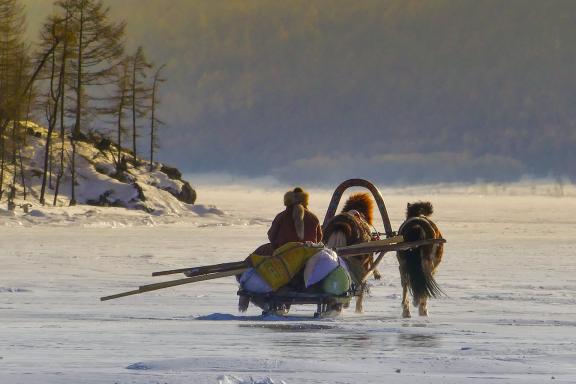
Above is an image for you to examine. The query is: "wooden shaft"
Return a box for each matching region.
[361,251,386,283]
[336,235,403,251]
[100,289,142,301]
[100,267,248,302]
[338,238,445,258]
[152,260,248,277]
[151,235,416,278]
[140,268,248,291]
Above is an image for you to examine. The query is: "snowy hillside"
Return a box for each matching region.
[1,121,204,222]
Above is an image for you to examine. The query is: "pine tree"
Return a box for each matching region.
[0,0,26,123]
[0,0,28,200]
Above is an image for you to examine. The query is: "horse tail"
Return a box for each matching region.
[400,222,444,306]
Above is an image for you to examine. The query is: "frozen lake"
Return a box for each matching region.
[1,183,576,383]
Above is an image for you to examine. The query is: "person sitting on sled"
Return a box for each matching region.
[252,187,322,256]
[268,187,322,249]
[239,187,323,312]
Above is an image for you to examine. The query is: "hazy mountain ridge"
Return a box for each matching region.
[25,1,576,182]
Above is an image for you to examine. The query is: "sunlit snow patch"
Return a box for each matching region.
[217,375,286,384]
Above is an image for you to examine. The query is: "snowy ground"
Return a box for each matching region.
[1,181,576,383]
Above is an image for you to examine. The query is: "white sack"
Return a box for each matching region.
[239,268,273,293]
[303,248,343,287]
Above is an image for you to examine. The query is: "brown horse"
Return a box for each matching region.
[397,202,444,318]
[323,193,379,312]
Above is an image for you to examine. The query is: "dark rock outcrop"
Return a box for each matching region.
[86,190,123,207]
[95,138,112,151]
[133,183,146,202]
[160,165,182,180]
[157,163,197,204]
[178,181,197,204]
[27,127,42,138]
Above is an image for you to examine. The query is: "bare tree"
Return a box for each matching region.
[129,46,151,162]
[38,15,67,205]
[55,0,125,138]
[54,0,124,205]
[53,4,74,206]
[100,56,130,173]
[9,54,31,201]
[149,64,166,172]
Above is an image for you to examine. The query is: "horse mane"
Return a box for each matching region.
[342,193,374,224]
[406,201,433,219]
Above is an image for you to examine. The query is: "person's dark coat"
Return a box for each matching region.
[267,188,322,250]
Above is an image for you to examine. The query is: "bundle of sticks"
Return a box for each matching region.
[100,236,445,301]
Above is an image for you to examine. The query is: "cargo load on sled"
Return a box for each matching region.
[100,179,446,318]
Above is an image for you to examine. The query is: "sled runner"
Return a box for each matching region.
[237,290,358,318]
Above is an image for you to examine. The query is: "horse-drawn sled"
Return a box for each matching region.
[101,179,446,318]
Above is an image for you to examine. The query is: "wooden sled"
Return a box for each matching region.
[236,178,445,317]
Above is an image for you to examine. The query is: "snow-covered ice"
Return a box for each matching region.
[1,182,575,383]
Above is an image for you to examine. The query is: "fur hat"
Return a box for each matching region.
[284,187,309,240]
[284,187,309,207]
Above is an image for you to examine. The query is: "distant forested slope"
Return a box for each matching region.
[28,1,576,183]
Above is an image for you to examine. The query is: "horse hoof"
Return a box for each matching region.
[402,310,411,318]
[419,309,429,317]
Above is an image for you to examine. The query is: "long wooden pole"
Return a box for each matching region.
[100,268,248,301]
[150,237,405,278]
[338,238,445,257]
[361,251,386,283]
[139,268,248,291]
[152,260,248,277]
[338,235,403,250]
[101,238,445,302]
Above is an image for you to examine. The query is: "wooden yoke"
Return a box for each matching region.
[322,178,394,237]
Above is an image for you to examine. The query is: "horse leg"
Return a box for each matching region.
[418,296,429,317]
[355,284,365,313]
[399,265,411,318]
[419,261,439,317]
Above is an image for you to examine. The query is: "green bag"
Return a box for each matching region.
[321,265,351,295]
